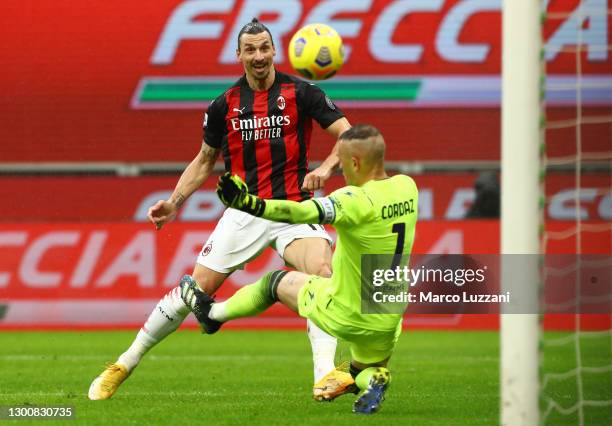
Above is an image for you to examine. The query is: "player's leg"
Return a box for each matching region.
[182,271,359,402]
[88,265,228,400]
[116,208,266,360]
[203,271,307,323]
[351,362,392,415]
[121,208,268,345]
[180,270,300,332]
[349,358,390,390]
[349,324,401,414]
[278,271,357,401]
[282,235,332,277]
[118,265,227,368]
[182,220,328,326]
[270,264,355,402]
[184,270,312,328]
[188,270,339,325]
[119,265,227,367]
[280,231,338,386]
[89,209,256,400]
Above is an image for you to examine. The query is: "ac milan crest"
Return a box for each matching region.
[277,95,286,110]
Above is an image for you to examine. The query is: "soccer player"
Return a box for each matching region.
[181,125,418,414]
[88,18,352,400]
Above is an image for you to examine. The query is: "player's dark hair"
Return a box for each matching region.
[237,18,274,51]
[339,124,382,141]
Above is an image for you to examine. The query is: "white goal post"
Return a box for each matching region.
[500,0,542,425]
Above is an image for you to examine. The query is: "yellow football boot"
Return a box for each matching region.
[88,363,130,400]
[313,363,358,401]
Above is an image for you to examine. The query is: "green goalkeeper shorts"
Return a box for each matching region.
[297,275,402,365]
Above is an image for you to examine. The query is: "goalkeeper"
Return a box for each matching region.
[181,124,418,414]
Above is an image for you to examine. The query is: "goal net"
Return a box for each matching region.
[539,0,612,424]
[501,0,611,425]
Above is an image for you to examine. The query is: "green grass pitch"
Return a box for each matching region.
[0,330,609,425]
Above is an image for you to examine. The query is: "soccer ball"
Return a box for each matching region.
[288,24,344,80]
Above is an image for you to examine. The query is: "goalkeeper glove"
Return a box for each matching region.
[216,173,266,217]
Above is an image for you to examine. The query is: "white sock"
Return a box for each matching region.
[117,329,156,372]
[117,286,189,372]
[209,302,228,322]
[307,319,337,383]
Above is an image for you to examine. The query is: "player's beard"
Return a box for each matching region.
[250,60,271,81]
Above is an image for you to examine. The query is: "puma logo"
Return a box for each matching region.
[233,107,246,114]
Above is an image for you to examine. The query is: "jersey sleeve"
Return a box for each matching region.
[203,98,227,149]
[298,82,344,129]
[313,186,375,227]
[261,199,321,224]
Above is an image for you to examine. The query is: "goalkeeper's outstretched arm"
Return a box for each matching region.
[260,198,323,224]
[216,172,328,225]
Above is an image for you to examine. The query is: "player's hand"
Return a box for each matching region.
[216,173,248,207]
[216,173,266,216]
[147,200,178,230]
[302,167,332,191]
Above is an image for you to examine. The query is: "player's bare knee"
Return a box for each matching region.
[284,238,332,276]
[306,256,332,278]
[191,266,227,295]
[306,241,333,277]
[191,270,211,293]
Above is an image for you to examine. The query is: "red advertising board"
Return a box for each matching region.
[1,1,610,162]
[0,221,609,330]
[2,173,610,222]
[1,0,610,330]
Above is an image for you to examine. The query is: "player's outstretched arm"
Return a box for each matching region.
[216,173,321,224]
[148,142,220,230]
[302,117,351,191]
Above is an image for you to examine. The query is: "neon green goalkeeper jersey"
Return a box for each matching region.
[313,174,418,331]
[259,173,418,331]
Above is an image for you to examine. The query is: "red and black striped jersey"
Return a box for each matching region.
[203,71,344,201]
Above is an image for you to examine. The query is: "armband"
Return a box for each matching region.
[313,197,336,224]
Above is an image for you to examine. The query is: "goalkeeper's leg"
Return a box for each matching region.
[205,270,292,322]
[203,271,355,401]
[205,270,315,322]
[351,364,391,415]
[349,335,397,413]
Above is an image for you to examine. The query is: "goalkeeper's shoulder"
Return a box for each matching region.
[379,174,419,200]
[315,185,376,225]
[393,174,418,191]
[314,185,369,211]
